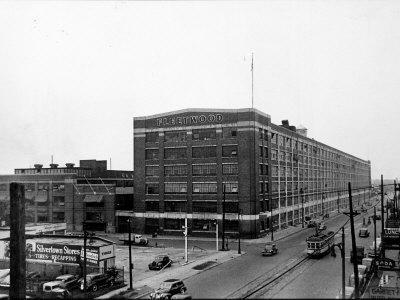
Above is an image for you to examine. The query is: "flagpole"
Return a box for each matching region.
[251,52,254,109]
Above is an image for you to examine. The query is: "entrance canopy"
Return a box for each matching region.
[84,194,104,203]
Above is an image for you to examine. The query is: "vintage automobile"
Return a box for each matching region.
[261,242,278,256]
[359,228,370,238]
[78,272,115,292]
[149,255,173,271]
[150,279,187,300]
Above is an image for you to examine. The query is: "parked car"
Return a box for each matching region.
[78,272,115,292]
[372,214,382,220]
[43,274,80,292]
[150,279,187,300]
[120,234,149,246]
[318,222,327,231]
[359,228,370,238]
[149,255,172,270]
[261,243,278,256]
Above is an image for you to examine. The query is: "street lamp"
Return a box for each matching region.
[127,217,133,290]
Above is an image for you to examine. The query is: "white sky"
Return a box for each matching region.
[1,0,399,180]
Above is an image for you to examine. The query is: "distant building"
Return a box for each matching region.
[0,160,133,233]
[132,108,371,238]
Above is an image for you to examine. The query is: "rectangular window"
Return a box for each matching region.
[145,149,159,160]
[164,147,187,159]
[264,130,268,141]
[53,196,65,206]
[192,146,217,158]
[279,151,285,161]
[164,182,187,194]
[192,128,216,140]
[164,165,187,176]
[164,131,187,142]
[192,164,217,175]
[145,201,159,211]
[145,132,159,143]
[278,136,284,146]
[271,133,277,144]
[272,166,278,177]
[286,152,291,162]
[271,149,277,161]
[259,146,263,157]
[164,218,185,230]
[225,202,239,213]
[192,202,217,213]
[193,182,217,194]
[264,146,269,158]
[165,201,187,212]
[222,145,238,157]
[145,166,159,177]
[222,127,237,139]
[223,182,238,193]
[38,183,49,191]
[146,183,159,194]
[222,163,238,174]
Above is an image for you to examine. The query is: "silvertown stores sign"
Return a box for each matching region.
[156,114,223,127]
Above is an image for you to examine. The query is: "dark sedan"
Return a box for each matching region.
[149,255,172,271]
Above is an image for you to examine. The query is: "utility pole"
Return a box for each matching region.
[381,175,384,238]
[83,222,87,293]
[348,182,360,299]
[394,180,397,218]
[215,221,219,251]
[183,217,188,263]
[127,218,133,290]
[9,183,26,300]
[238,209,241,254]
[301,188,304,228]
[221,185,226,250]
[331,226,345,300]
[341,226,345,300]
[374,207,377,262]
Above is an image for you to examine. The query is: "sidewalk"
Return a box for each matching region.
[97,249,242,299]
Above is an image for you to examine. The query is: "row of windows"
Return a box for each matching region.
[146,128,369,170]
[146,164,238,176]
[146,182,239,194]
[145,128,238,143]
[146,145,238,160]
[145,201,239,213]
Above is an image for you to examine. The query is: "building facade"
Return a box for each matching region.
[133,108,371,238]
[0,160,133,233]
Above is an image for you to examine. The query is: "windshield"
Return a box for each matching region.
[155,256,165,262]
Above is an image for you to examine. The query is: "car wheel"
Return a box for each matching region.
[92,284,98,292]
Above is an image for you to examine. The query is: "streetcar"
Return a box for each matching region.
[306,231,335,257]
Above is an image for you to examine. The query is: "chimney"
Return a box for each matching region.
[289,125,297,132]
[34,164,43,170]
[281,120,289,127]
[50,163,59,169]
[65,163,75,168]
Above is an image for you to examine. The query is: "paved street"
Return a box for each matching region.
[258,206,382,298]
[181,199,381,298]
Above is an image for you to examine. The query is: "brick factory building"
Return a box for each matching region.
[0,160,133,233]
[133,108,371,238]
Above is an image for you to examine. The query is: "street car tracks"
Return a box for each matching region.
[226,254,312,299]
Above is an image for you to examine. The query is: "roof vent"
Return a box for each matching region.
[34,164,43,170]
[65,163,75,168]
[50,163,59,169]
